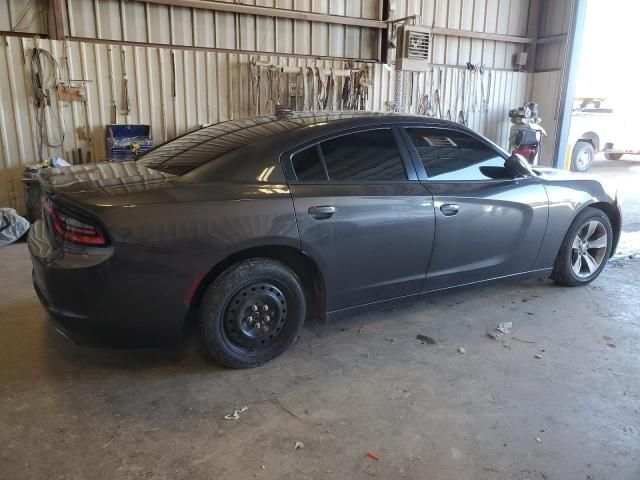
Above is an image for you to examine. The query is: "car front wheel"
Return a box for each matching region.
[199,258,306,368]
[552,207,613,286]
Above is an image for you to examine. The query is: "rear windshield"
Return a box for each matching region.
[137,112,377,176]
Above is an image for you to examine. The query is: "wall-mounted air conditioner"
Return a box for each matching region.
[395,25,431,71]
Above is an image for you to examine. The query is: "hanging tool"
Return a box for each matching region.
[433,89,442,119]
[29,47,66,160]
[341,73,351,109]
[329,69,337,110]
[266,65,283,110]
[249,57,261,115]
[317,68,328,109]
[436,70,444,118]
[121,48,131,118]
[302,67,310,111]
[296,68,303,111]
[353,68,370,110]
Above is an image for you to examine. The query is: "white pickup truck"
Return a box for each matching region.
[568,98,639,171]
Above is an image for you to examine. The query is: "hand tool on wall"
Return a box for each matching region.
[249,58,261,115]
[121,48,131,119]
[29,47,66,161]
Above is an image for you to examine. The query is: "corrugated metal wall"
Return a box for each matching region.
[0,0,537,213]
[528,0,573,164]
[63,0,533,68]
[374,67,528,147]
[530,70,562,164]
[535,0,572,72]
[0,36,374,212]
[392,0,531,70]
[65,0,382,60]
[0,0,47,35]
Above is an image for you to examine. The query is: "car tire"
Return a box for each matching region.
[199,258,306,368]
[604,152,623,160]
[551,207,613,287]
[571,141,595,172]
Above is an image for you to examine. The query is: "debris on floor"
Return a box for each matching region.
[224,406,248,420]
[496,322,513,335]
[294,441,305,451]
[458,347,466,354]
[416,334,436,344]
[487,321,514,340]
[512,336,536,344]
[367,451,381,461]
[534,354,543,359]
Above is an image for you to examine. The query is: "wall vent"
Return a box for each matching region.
[396,26,431,71]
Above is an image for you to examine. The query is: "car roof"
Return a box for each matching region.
[137,111,461,175]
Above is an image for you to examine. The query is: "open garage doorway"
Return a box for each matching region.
[568,0,640,254]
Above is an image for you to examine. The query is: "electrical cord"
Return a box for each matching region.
[30,47,65,161]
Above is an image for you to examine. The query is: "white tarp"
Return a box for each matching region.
[0,208,29,247]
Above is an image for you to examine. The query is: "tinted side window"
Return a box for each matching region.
[292,146,326,181]
[319,129,407,181]
[406,128,511,181]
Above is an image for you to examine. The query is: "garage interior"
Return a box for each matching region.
[1,0,638,479]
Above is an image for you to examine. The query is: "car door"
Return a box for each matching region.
[284,127,436,312]
[400,126,549,291]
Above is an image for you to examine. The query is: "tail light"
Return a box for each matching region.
[42,198,108,246]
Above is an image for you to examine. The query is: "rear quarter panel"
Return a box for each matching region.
[65,181,300,344]
[83,182,299,254]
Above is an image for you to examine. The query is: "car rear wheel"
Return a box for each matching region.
[571,141,595,172]
[551,207,612,286]
[199,258,306,368]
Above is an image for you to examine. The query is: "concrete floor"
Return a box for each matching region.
[589,155,640,234]
[2,161,640,480]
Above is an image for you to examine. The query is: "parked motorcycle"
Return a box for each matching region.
[508,102,547,166]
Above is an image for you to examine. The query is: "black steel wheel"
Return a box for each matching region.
[199,258,306,368]
[222,281,289,355]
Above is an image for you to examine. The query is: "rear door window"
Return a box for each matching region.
[291,146,327,181]
[319,129,407,182]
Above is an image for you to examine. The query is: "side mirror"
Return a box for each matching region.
[506,153,534,177]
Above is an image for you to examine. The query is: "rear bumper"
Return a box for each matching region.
[28,220,203,347]
[32,272,93,344]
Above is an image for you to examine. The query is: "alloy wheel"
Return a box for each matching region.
[571,220,608,278]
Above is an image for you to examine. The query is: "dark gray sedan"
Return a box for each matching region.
[29,112,622,368]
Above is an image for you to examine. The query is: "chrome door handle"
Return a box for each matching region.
[440,203,460,216]
[308,205,336,219]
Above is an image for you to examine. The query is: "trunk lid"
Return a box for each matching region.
[37,162,178,244]
[38,161,176,200]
